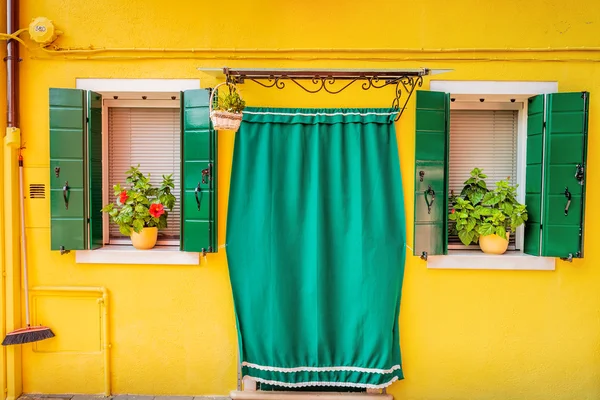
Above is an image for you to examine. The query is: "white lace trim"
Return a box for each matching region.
[242,362,401,374]
[246,375,399,389]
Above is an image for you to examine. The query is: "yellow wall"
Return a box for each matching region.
[1,0,599,398]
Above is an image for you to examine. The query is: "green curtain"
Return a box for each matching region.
[226,107,406,390]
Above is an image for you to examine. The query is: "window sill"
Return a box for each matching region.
[75,245,200,265]
[427,250,555,271]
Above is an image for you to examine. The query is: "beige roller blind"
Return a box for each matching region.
[449,109,518,193]
[108,107,181,241]
[448,109,518,248]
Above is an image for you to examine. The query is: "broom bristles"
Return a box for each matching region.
[2,326,55,346]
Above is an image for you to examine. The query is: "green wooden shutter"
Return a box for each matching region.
[541,92,589,259]
[413,90,449,259]
[49,88,87,252]
[87,91,103,250]
[523,94,545,256]
[180,89,217,253]
[524,92,589,259]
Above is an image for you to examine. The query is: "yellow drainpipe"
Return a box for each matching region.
[31,286,111,397]
[3,128,21,400]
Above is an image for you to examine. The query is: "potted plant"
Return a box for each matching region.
[209,82,246,132]
[448,168,528,255]
[101,166,176,250]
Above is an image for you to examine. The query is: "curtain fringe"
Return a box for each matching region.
[245,375,399,389]
[243,362,401,374]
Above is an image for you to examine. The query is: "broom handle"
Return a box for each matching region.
[19,155,30,327]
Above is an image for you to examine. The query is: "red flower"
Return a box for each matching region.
[149,203,165,218]
[451,209,455,214]
[119,190,128,204]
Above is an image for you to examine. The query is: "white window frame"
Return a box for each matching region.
[102,98,181,246]
[427,80,558,271]
[447,100,524,251]
[75,78,202,265]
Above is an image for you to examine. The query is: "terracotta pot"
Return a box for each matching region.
[130,227,158,250]
[479,232,510,255]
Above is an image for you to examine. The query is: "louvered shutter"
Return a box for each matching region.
[448,110,519,248]
[108,107,181,241]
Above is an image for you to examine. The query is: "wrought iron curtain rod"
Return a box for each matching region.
[219,67,432,121]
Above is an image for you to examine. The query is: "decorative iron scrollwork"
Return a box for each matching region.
[224,68,428,121]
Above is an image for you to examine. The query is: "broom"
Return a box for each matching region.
[2,152,55,345]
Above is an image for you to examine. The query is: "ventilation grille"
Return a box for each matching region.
[29,184,46,199]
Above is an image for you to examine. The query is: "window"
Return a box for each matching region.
[48,87,218,255]
[448,105,520,250]
[104,101,181,244]
[413,84,589,261]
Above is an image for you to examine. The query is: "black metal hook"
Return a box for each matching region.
[564,187,572,216]
[62,181,70,210]
[424,185,435,214]
[194,182,202,211]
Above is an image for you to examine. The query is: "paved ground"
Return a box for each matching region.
[20,395,230,400]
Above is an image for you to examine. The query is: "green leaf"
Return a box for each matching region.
[466,217,477,232]
[469,191,484,205]
[132,219,144,233]
[511,216,524,229]
[458,229,474,246]
[477,180,487,189]
[496,226,507,240]
[119,225,132,236]
[135,204,148,214]
[478,223,495,236]
[482,192,500,206]
[476,206,493,216]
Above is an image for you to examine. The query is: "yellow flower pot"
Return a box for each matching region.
[130,227,158,250]
[479,232,510,255]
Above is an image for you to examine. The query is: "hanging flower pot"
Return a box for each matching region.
[209,82,246,132]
